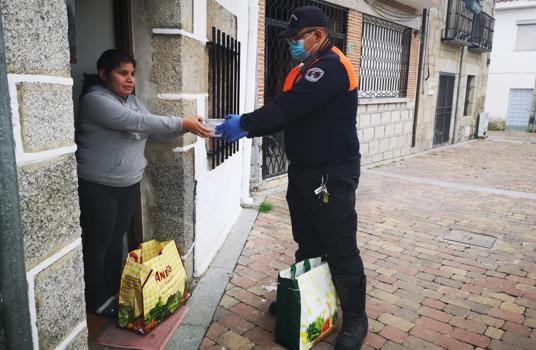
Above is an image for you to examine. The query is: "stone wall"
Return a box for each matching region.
[0,0,87,348]
[414,2,492,150]
[358,100,414,165]
[132,0,237,277]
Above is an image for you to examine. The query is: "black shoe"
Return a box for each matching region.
[93,297,118,319]
[333,275,368,350]
[269,301,277,315]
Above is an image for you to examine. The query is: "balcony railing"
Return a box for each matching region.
[470,11,494,52]
[442,0,475,45]
[442,0,494,52]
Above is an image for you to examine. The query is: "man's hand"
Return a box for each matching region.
[183,116,212,138]
[216,114,248,142]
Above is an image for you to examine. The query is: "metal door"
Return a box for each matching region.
[433,74,455,146]
[262,0,348,179]
[506,89,533,131]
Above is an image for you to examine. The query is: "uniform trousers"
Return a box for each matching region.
[286,160,364,279]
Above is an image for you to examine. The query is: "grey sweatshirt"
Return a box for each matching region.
[76,85,185,187]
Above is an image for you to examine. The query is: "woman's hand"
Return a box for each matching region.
[183,116,212,138]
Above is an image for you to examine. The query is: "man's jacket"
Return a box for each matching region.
[240,42,360,166]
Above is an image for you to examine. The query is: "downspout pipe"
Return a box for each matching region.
[240,0,259,207]
[412,9,427,148]
[452,46,465,144]
[0,9,34,350]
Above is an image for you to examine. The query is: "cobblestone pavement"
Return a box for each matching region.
[201,137,536,350]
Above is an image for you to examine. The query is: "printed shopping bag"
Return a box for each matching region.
[118,240,190,334]
[274,257,338,350]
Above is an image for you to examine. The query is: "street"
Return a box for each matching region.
[201,134,536,350]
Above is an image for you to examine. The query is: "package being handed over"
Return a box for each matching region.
[118,240,190,334]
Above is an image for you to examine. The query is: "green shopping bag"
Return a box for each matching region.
[274,257,338,350]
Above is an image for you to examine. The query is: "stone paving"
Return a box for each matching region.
[200,136,536,350]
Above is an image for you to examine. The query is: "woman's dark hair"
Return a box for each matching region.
[79,49,136,100]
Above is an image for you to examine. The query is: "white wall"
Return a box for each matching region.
[193,0,255,276]
[70,0,116,113]
[484,1,536,122]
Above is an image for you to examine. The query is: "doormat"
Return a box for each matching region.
[95,306,188,350]
[442,230,496,249]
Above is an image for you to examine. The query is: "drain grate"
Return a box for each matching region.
[442,230,496,249]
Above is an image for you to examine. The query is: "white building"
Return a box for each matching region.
[484,0,536,131]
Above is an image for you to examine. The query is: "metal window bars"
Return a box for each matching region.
[207,27,240,170]
[442,0,494,52]
[443,0,477,45]
[470,11,494,52]
[359,14,412,99]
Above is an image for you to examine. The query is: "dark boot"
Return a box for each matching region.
[269,301,277,315]
[333,275,368,350]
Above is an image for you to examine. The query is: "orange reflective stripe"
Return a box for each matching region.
[282,65,302,92]
[331,46,357,91]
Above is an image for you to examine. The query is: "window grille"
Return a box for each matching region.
[359,14,412,99]
[207,27,240,169]
[464,75,476,116]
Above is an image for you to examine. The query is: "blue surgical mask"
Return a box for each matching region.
[287,32,316,61]
[289,40,310,61]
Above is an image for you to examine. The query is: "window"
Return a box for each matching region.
[359,14,412,98]
[207,27,240,169]
[515,22,536,51]
[464,75,476,116]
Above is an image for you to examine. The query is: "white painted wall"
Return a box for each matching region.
[70,0,116,114]
[484,1,536,122]
[193,0,256,276]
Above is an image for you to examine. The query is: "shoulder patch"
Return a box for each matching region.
[304,67,325,82]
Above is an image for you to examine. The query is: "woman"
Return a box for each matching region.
[75,49,210,317]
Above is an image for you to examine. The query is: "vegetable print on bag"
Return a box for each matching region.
[118,240,190,334]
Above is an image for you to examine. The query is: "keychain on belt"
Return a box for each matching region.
[313,175,329,205]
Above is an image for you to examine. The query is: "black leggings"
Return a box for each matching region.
[78,178,139,311]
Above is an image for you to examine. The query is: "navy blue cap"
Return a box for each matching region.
[278,6,329,38]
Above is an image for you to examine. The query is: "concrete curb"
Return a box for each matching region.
[165,208,259,350]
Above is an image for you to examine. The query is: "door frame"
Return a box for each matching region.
[505,88,533,132]
[112,0,143,249]
[433,72,456,147]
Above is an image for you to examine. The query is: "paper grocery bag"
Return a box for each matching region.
[118,240,190,334]
[274,257,338,350]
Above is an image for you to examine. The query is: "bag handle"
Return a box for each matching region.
[290,259,312,279]
[304,258,311,272]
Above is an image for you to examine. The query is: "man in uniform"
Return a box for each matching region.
[216,6,368,350]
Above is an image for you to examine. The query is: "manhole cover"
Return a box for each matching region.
[442,230,496,248]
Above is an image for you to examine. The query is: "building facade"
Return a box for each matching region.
[414,0,495,149]
[0,0,258,348]
[0,0,497,348]
[252,0,494,188]
[251,0,436,188]
[484,0,536,131]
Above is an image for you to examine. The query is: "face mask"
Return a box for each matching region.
[289,40,310,61]
[288,32,317,62]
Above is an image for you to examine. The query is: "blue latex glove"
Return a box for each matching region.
[215,114,248,142]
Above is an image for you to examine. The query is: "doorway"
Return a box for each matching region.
[68,0,141,341]
[433,74,455,146]
[505,89,533,131]
[69,0,141,247]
